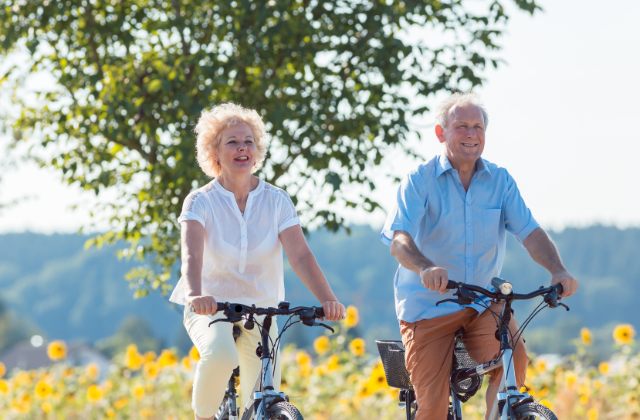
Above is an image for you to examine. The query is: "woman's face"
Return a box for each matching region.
[217,122,257,176]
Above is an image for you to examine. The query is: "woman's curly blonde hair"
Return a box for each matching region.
[194,103,268,178]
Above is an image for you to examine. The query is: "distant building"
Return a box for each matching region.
[0,340,111,379]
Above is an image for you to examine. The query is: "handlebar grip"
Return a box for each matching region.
[446,280,459,289]
[315,307,325,318]
[554,284,564,295]
[189,302,227,313]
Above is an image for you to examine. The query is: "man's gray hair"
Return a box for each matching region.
[435,92,489,129]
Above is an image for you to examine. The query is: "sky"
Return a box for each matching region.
[1,0,639,234]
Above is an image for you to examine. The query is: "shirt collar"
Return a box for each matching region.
[436,154,492,178]
[435,154,453,178]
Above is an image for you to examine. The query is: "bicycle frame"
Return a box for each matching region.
[241,314,288,420]
[448,299,532,420]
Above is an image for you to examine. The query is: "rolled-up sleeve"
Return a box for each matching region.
[502,171,539,243]
[178,192,207,228]
[277,190,301,233]
[380,171,428,246]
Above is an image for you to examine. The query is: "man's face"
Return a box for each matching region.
[436,104,486,167]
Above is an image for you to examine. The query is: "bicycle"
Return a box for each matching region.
[199,301,335,420]
[376,277,569,420]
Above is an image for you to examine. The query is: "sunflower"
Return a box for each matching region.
[0,362,5,378]
[132,385,145,400]
[313,335,330,355]
[587,407,599,420]
[598,362,610,375]
[613,324,636,345]
[534,359,547,372]
[35,380,53,398]
[86,362,100,379]
[87,384,104,403]
[11,395,31,413]
[158,349,178,367]
[41,401,53,413]
[0,379,8,394]
[106,408,116,418]
[581,327,593,346]
[144,361,161,379]
[181,357,192,371]
[189,346,200,361]
[125,345,143,370]
[144,351,157,363]
[349,338,366,356]
[47,341,67,361]
[114,397,129,409]
[367,363,387,392]
[345,306,359,328]
[326,355,339,372]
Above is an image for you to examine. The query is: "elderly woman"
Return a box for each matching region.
[169,103,345,420]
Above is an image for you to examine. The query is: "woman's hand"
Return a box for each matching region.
[186,295,218,315]
[322,300,346,322]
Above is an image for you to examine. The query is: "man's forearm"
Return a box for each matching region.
[390,230,436,275]
[522,227,567,275]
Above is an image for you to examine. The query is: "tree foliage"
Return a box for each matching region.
[0,0,539,297]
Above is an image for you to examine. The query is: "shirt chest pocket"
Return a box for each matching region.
[482,209,502,243]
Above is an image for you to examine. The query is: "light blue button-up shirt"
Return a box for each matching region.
[381,154,539,323]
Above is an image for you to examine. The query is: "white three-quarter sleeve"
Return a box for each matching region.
[277,190,300,233]
[178,191,208,228]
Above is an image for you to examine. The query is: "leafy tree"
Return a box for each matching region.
[95,316,163,357]
[0,0,539,297]
[0,296,36,353]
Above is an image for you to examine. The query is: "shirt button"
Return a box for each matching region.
[467,201,471,205]
[468,243,472,247]
[467,222,471,226]
[468,263,472,267]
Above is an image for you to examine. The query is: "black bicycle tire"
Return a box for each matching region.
[513,402,559,420]
[269,402,304,420]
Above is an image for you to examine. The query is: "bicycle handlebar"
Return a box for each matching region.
[215,302,326,319]
[445,279,564,300]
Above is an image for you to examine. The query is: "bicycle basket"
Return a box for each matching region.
[450,338,483,402]
[375,340,413,390]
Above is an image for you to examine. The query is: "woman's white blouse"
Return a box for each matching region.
[169,178,300,307]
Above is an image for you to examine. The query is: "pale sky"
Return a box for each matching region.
[1,0,639,234]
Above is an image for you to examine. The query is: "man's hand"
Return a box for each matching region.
[420,267,449,295]
[321,300,346,322]
[550,271,578,298]
[186,295,218,315]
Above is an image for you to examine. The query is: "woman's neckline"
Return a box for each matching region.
[214,176,263,197]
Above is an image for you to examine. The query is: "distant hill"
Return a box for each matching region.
[0,225,638,357]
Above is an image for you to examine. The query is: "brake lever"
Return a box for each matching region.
[314,322,335,333]
[208,314,242,327]
[436,299,458,306]
[559,303,570,311]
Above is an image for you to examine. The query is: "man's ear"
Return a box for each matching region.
[435,125,445,144]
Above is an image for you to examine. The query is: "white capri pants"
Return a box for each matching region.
[184,307,281,418]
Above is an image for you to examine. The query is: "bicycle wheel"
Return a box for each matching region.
[513,402,558,420]
[268,402,304,420]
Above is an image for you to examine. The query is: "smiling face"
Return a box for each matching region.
[436,104,486,169]
[216,122,257,177]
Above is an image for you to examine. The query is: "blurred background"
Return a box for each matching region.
[0,0,638,370]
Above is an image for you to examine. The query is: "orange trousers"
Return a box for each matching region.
[400,303,529,420]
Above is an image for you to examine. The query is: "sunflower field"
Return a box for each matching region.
[0,307,637,420]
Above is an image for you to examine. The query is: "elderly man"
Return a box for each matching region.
[381,92,578,420]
